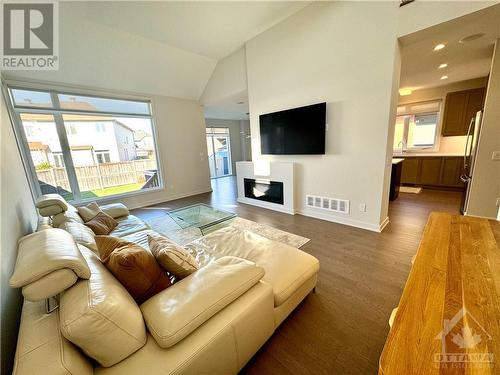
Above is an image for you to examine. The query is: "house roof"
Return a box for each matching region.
[20,111,135,133]
[28,141,49,151]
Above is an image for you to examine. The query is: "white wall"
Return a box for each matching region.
[246,1,400,231]
[201,47,247,105]
[467,40,500,218]
[1,93,38,375]
[6,2,217,100]
[245,1,498,231]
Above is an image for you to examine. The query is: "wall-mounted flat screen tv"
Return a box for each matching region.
[259,102,326,155]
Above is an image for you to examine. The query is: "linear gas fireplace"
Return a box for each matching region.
[244,178,284,205]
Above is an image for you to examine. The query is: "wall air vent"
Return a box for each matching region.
[306,195,350,214]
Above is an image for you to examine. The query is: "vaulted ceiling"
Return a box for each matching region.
[3,1,309,100]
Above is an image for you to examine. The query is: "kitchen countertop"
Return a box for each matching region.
[393,153,462,157]
[391,158,404,164]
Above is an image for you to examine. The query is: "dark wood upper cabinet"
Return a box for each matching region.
[463,87,485,131]
[442,87,485,136]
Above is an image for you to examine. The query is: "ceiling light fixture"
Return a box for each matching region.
[459,33,485,43]
[399,88,413,96]
[237,101,244,104]
[439,63,448,69]
[441,75,448,80]
[434,43,446,51]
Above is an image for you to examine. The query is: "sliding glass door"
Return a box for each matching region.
[206,128,232,178]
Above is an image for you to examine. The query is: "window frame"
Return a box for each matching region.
[394,100,443,153]
[2,80,164,204]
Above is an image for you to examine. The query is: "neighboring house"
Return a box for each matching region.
[134,130,155,159]
[22,113,137,167]
[28,142,52,167]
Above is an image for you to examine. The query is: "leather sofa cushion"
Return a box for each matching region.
[14,299,93,375]
[141,256,265,348]
[148,233,199,279]
[22,269,78,301]
[100,203,130,219]
[77,202,101,222]
[85,212,118,235]
[188,227,320,307]
[35,194,68,217]
[59,221,97,253]
[10,228,90,288]
[53,204,85,227]
[59,246,147,367]
[96,236,171,304]
[110,215,150,237]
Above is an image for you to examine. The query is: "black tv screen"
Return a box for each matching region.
[259,102,326,155]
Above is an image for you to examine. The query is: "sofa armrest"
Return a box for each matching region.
[141,256,265,348]
[100,203,129,219]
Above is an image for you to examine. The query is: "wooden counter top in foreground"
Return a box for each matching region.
[379,212,500,374]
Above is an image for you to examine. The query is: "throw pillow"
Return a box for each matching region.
[147,233,199,280]
[95,236,171,304]
[85,211,118,235]
[77,202,102,222]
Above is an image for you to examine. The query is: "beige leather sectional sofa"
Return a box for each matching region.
[12,196,319,375]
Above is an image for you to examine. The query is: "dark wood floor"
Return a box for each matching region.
[133,176,462,375]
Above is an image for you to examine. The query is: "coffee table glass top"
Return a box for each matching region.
[167,204,236,232]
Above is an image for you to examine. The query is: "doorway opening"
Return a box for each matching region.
[206,127,232,178]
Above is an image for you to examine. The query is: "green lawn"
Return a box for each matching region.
[80,183,145,199]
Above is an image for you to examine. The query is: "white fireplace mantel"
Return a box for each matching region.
[235,161,295,214]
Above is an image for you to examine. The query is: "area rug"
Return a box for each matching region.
[145,214,310,248]
[400,186,422,194]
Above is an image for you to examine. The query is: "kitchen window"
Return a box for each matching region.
[4,84,163,203]
[393,100,441,152]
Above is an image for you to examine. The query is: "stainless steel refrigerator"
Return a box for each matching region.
[460,110,483,214]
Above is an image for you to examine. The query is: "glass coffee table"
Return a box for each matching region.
[167,203,236,235]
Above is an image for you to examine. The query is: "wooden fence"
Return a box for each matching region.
[36,159,157,192]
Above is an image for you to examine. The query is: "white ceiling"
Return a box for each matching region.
[67,1,310,60]
[5,1,309,100]
[400,4,500,91]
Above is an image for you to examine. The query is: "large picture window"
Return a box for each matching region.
[6,85,162,203]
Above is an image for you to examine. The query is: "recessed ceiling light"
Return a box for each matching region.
[441,75,448,80]
[399,88,413,96]
[459,33,485,43]
[439,63,448,69]
[237,101,244,104]
[434,43,446,51]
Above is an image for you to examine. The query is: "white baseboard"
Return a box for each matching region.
[237,197,295,215]
[379,216,390,232]
[296,208,387,233]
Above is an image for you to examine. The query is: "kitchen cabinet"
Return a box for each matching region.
[400,158,419,184]
[442,87,485,136]
[400,156,464,189]
[419,157,442,185]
